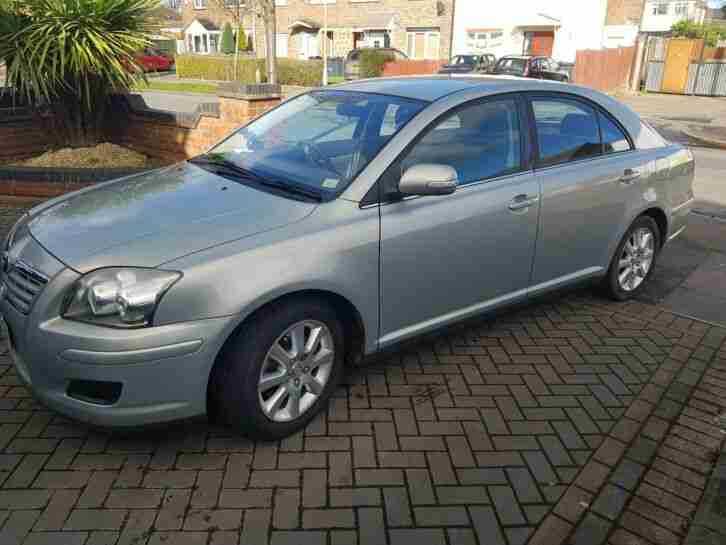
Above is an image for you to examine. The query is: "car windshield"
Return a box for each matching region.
[453,55,477,64]
[204,91,426,199]
[495,58,526,74]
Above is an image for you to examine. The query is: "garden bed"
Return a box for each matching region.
[3,142,168,169]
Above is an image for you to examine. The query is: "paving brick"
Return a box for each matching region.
[570,513,612,545]
[620,511,680,545]
[592,484,630,521]
[303,508,355,529]
[273,489,300,530]
[489,485,526,525]
[611,459,646,491]
[0,510,40,545]
[76,471,116,509]
[378,451,426,468]
[64,509,126,530]
[507,467,543,503]
[156,489,191,530]
[528,515,573,545]
[105,489,163,508]
[384,487,413,526]
[241,508,271,545]
[148,532,209,545]
[553,485,593,523]
[34,489,80,531]
[24,532,88,545]
[250,470,300,488]
[469,506,507,545]
[414,506,469,526]
[191,470,222,508]
[142,470,197,488]
[330,487,381,506]
[359,507,386,545]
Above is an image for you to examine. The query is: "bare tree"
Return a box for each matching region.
[248,0,277,84]
[208,0,277,84]
[209,0,249,79]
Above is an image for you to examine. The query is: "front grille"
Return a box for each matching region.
[3,261,48,315]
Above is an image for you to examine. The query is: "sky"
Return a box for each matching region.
[709,0,726,8]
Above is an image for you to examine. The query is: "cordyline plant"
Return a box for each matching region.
[0,0,157,147]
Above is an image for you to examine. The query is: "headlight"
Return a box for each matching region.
[5,213,29,251]
[63,268,181,328]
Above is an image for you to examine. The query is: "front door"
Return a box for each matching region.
[525,31,554,56]
[528,94,650,289]
[378,96,540,348]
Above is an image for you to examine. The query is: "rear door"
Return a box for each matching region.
[527,93,652,291]
[378,95,541,348]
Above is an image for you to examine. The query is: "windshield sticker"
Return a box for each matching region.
[322,178,340,189]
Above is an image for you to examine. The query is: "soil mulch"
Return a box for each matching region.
[4,143,169,169]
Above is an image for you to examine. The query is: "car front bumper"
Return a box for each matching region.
[0,237,236,428]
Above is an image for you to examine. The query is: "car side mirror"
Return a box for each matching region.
[399,164,458,196]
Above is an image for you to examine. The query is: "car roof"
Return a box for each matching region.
[330,75,643,137]
[332,75,553,102]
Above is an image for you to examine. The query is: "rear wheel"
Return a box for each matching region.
[212,298,345,439]
[602,215,660,301]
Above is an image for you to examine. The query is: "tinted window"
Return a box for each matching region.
[398,98,522,187]
[599,112,631,154]
[495,58,526,74]
[533,99,601,166]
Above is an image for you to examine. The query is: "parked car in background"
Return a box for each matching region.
[438,54,497,74]
[135,48,175,72]
[491,55,569,81]
[1,77,693,439]
[344,48,407,80]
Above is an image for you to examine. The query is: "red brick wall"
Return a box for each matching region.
[0,113,57,162]
[109,96,281,162]
[0,95,282,199]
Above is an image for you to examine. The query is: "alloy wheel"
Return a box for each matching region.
[617,227,656,292]
[257,320,335,422]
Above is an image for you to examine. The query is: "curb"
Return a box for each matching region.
[681,126,726,150]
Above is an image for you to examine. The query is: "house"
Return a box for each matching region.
[451,0,608,63]
[602,0,707,47]
[641,0,706,32]
[180,0,454,60]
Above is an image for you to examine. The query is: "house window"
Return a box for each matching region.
[406,29,440,59]
[209,34,219,53]
[652,3,668,15]
[193,0,207,9]
[674,2,688,15]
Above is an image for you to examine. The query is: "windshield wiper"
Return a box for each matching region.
[189,155,322,202]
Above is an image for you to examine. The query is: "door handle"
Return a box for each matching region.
[508,194,539,211]
[619,168,641,185]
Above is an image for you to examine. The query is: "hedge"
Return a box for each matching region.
[359,49,395,79]
[175,55,323,86]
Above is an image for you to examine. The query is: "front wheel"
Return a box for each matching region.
[602,215,660,301]
[212,298,345,439]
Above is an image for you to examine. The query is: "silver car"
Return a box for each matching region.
[0,77,694,439]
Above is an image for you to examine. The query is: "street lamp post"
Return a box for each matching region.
[323,0,329,86]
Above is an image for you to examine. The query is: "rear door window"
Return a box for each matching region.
[532,98,601,167]
[599,112,632,154]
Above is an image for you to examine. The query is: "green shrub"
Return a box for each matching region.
[175,55,265,81]
[278,59,323,86]
[671,20,726,47]
[221,22,235,54]
[175,55,322,86]
[238,28,247,51]
[359,49,395,78]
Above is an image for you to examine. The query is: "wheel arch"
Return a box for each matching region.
[206,288,367,418]
[640,206,669,249]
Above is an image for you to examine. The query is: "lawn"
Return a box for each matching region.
[132,80,219,94]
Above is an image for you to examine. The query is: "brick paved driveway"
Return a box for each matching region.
[0,207,724,545]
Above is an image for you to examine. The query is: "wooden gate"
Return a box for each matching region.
[662,39,703,93]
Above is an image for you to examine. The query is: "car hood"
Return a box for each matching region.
[28,162,318,273]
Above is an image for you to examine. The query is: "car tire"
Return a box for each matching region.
[211,297,345,440]
[602,215,660,301]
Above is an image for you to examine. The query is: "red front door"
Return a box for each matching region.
[526,31,554,56]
